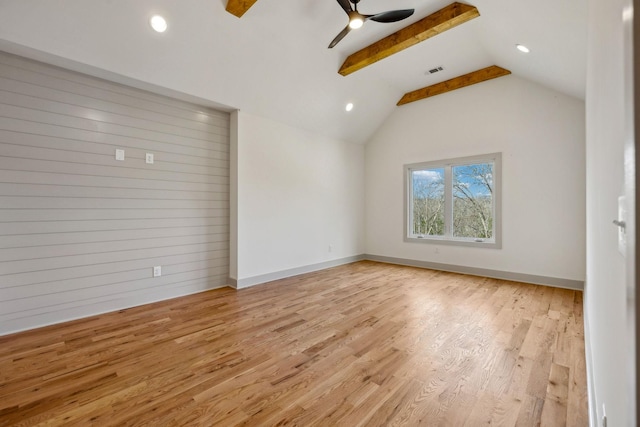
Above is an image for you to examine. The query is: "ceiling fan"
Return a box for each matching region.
[328,0,415,48]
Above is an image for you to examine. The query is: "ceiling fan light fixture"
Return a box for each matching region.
[349,16,364,29]
[150,15,168,33]
[516,44,530,53]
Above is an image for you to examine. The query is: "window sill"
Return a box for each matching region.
[404,235,501,249]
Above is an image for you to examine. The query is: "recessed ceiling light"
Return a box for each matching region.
[346,103,354,112]
[150,15,168,33]
[516,44,530,53]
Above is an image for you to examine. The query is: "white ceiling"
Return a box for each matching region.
[0,0,587,144]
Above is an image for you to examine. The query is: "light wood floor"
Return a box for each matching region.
[0,261,588,426]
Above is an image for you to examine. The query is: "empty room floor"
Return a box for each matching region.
[0,261,588,426]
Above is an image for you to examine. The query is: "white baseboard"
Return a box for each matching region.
[228,254,584,291]
[364,254,585,291]
[227,255,366,289]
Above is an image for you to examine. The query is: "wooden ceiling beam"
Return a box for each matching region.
[397,65,511,105]
[338,2,480,76]
[226,0,259,18]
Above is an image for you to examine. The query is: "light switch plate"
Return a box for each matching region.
[146,153,154,164]
[115,149,125,161]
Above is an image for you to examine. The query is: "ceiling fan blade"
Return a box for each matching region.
[328,24,352,48]
[336,0,353,14]
[368,9,414,23]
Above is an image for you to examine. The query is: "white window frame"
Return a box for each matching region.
[404,152,502,249]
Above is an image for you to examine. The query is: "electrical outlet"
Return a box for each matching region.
[434,247,440,254]
[153,266,162,277]
[115,149,125,161]
[146,153,154,164]
[328,244,333,252]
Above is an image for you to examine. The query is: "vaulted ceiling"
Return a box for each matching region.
[0,0,586,144]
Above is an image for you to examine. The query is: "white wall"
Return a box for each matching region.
[584,0,630,424]
[365,75,586,283]
[233,111,365,284]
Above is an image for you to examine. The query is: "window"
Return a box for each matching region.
[404,153,501,248]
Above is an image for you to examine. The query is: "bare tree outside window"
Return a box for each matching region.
[452,163,494,239]
[411,168,444,236]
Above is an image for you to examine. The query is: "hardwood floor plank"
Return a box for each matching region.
[540,363,570,425]
[516,394,546,426]
[438,391,479,426]
[567,332,590,427]
[526,351,554,400]
[491,395,523,426]
[367,378,425,426]
[464,391,499,426]
[0,261,588,426]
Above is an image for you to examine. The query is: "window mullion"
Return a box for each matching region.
[444,165,453,237]
[407,168,414,236]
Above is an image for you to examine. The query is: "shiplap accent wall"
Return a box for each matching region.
[0,52,230,335]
